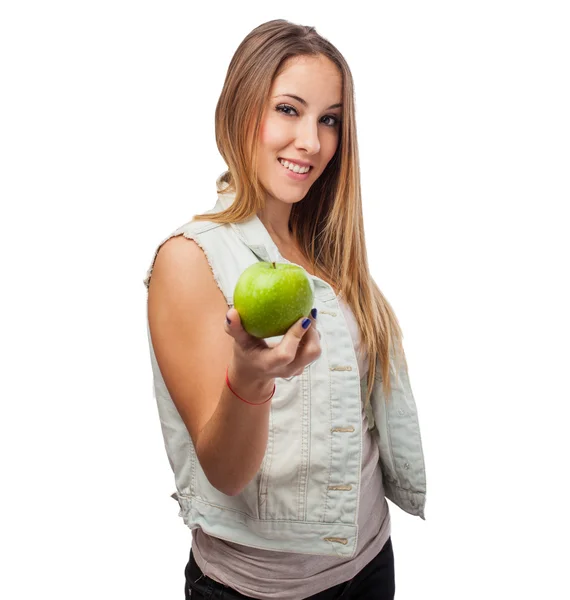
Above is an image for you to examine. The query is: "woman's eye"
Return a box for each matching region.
[276,104,297,117]
[322,115,341,127]
[276,104,340,128]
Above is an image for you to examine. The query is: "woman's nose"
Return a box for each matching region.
[295,120,320,155]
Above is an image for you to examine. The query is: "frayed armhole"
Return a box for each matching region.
[143,228,232,306]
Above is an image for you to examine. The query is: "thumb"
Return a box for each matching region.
[277,315,312,360]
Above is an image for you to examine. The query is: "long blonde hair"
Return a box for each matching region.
[194,19,408,408]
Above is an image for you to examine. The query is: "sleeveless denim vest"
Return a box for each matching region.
[143,176,427,558]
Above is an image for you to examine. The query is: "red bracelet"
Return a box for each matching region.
[225,365,276,405]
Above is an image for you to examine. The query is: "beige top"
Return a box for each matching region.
[191,298,390,599]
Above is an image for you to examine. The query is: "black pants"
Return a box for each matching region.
[184,536,395,599]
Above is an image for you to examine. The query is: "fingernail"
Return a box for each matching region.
[311,308,318,319]
[226,315,231,325]
[302,318,311,329]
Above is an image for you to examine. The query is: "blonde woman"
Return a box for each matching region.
[144,19,426,600]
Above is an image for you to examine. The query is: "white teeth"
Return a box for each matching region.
[279,159,310,174]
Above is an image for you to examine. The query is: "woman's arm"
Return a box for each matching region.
[147,235,275,496]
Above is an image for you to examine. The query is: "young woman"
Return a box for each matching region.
[144,19,426,600]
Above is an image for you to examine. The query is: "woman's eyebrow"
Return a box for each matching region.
[274,94,342,110]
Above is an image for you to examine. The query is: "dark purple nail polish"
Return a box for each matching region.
[311,308,318,319]
[302,318,311,329]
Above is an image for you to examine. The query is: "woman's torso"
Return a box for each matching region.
[190,296,391,599]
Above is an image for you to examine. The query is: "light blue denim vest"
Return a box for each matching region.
[143,177,427,558]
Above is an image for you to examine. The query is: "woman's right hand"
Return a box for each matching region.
[224,307,321,381]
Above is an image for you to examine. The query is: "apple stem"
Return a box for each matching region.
[272,262,276,269]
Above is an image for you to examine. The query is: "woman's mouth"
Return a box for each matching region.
[277,158,313,181]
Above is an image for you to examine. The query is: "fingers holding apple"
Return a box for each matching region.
[226,261,321,380]
[277,311,322,376]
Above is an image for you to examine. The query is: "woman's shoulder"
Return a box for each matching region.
[143,218,227,290]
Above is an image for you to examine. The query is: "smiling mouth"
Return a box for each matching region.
[277,158,314,174]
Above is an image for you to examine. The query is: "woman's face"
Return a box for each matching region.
[256,55,343,206]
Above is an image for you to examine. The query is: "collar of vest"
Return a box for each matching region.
[213,173,298,264]
[213,172,337,301]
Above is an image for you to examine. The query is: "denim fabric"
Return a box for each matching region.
[144,173,426,559]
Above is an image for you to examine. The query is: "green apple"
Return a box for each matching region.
[233,262,314,338]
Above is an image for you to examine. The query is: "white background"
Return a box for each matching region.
[1,1,569,598]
